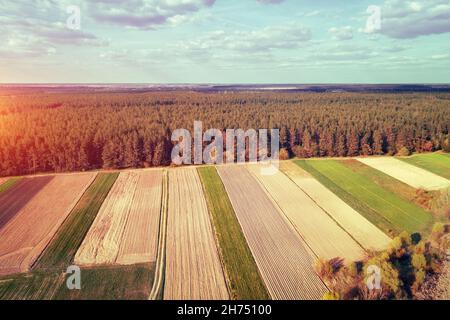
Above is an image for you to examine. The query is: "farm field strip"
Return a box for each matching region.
[248,164,365,262]
[198,166,269,300]
[280,161,391,252]
[296,160,432,234]
[116,170,163,265]
[0,263,155,300]
[399,153,450,180]
[0,173,97,276]
[0,177,53,230]
[217,165,328,300]
[164,168,229,300]
[75,171,138,265]
[0,177,21,195]
[357,157,450,190]
[0,178,8,187]
[35,173,119,270]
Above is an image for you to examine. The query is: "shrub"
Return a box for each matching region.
[278,148,290,160]
[397,146,411,156]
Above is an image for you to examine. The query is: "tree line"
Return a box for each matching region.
[0,90,449,177]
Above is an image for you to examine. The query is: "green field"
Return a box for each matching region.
[34,172,119,271]
[55,264,154,300]
[295,160,433,235]
[0,271,64,300]
[399,153,450,180]
[197,166,270,300]
[0,178,20,194]
[343,159,425,205]
[0,264,154,300]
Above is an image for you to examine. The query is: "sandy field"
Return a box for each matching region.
[358,157,450,190]
[164,168,229,300]
[75,172,139,265]
[116,170,163,265]
[218,165,328,300]
[248,164,364,262]
[280,161,391,251]
[0,173,96,276]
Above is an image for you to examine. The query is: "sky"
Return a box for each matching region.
[1,0,450,83]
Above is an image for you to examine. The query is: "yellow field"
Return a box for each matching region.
[358,157,450,190]
[116,170,163,265]
[0,173,96,276]
[164,168,229,300]
[280,161,391,251]
[248,164,364,262]
[218,165,328,300]
[75,172,139,265]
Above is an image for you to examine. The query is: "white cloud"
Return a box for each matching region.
[329,26,353,40]
[369,0,450,39]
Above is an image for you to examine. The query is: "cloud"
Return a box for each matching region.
[0,3,107,59]
[179,23,311,55]
[329,26,353,40]
[365,0,450,39]
[89,0,215,29]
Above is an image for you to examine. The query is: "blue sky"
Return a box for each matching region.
[1,0,450,83]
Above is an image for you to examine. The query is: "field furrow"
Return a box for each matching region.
[280,161,391,252]
[164,168,229,300]
[116,170,163,265]
[217,165,328,300]
[248,164,365,262]
[75,172,139,265]
[0,173,96,276]
[358,157,450,190]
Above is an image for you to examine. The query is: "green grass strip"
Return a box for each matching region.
[34,172,119,271]
[197,166,270,300]
[0,263,154,300]
[399,153,450,180]
[295,160,433,235]
[55,263,154,300]
[0,271,65,300]
[0,178,20,194]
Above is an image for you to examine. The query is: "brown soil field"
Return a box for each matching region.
[0,178,7,186]
[164,168,229,300]
[0,173,96,276]
[116,170,163,265]
[0,176,53,230]
[217,165,328,300]
[280,161,391,251]
[248,164,365,262]
[75,172,139,265]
